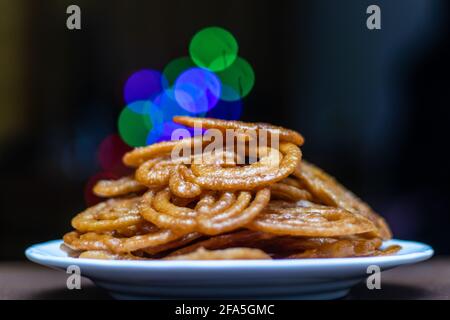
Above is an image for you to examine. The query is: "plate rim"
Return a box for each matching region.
[25,239,434,270]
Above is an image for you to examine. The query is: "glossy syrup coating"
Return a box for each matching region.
[270,182,313,202]
[196,192,236,215]
[142,232,203,256]
[63,228,181,253]
[287,238,383,258]
[123,136,207,167]
[71,197,144,232]
[173,116,304,146]
[166,230,275,257]
[79,250,145,260]
[135,158,175,186]
[164,247,271,260]
[169,165,203,198]
[63,117,397,260]
[294,161,392,240]
[197,188,270,235]
[183,143,302,191]
[140,189,198,233]
[93,176,146,197]
[248,200,377,237]
[139,187,270,236]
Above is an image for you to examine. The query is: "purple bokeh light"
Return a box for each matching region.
[155,121,200,142]
[174,68,221,114]
[153,89,204,122]
[123,69,166,106]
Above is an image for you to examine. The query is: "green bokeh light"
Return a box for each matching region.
[189,27,238,72]
[162,56,196,88]
[118,105,153,147]
[216,57,255,101]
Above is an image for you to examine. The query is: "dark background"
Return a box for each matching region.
[0,0,449,260]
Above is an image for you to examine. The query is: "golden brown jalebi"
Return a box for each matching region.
[142,232,203,256]
[140,189,197,233]
[166,230,275,257]
[165,230,387,260]
[246,236,336,257]
[123,136,207,167]
[270,182,313,201]
[293,161,392,239]
[139,187,270,235]
[197,188,271,235]
[280,177,304,189]
[93,176,147,197]
[173,116,304,146]
[182,143,301,191]
[196,191,235,213]
[164,247,272,260]
[113,220,159,237]
[247,200,377,237]
[71,197,144,232]
[194,192,217,209]
[373,245,402,256]
[63,116,398,260]
[79,250,145,260]
[135,150,241,190]
[190,146,281,178]
[63,228,182,253]
[169,165,203,198]
[287,237,383,258]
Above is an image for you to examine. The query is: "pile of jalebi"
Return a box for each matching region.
[62,116,400,260]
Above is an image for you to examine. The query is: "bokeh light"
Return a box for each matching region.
[162,57,196,89]
[88,27,254,208]
[155,121,198,142]
[116,27,250,148]
[216,57,255,101]
[174,68,221,113]
[153,89,202,121]
[189,27,238,72]
[145,101,165,145]
[123,69,166,105]
[118,101,155,147]
[97,134,132,176]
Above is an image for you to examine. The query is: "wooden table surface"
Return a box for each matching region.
[1,258,449,300]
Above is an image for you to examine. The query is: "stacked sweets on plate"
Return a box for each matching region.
[63,116,399,260]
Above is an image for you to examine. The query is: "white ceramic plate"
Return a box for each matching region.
[25,239,433,300]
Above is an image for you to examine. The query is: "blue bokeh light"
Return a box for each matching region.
[144,102,165,145]
[123,69,166,105]
[153,89,203,122]
[155,121,198,142]
[174,68,221,114]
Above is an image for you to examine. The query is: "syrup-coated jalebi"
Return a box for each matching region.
[93,176,146,197]
[293,161,392,239]
[247,200,377,237]
[71,197,144,232]
[165,247,272,260]
[63,116,397,260]
[173,116,304,146]
[182,143,301,191]
[139,188,270,235]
